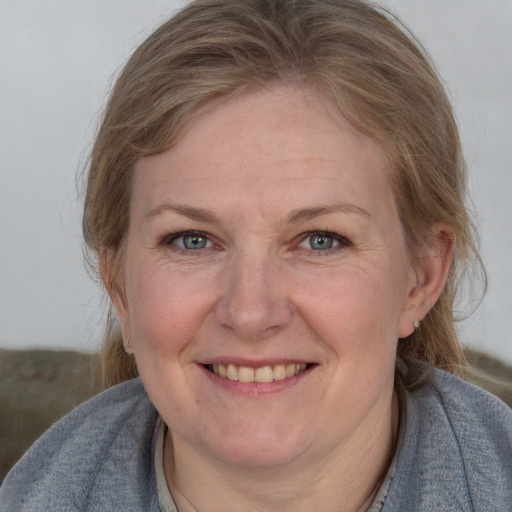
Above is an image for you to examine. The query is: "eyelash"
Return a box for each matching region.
[161,230,216,253]
[160,229,352,255]
[296,230,352,254]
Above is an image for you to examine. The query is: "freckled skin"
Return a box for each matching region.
[110,85,431,509]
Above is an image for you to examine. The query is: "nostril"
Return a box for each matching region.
[213,265,293,338]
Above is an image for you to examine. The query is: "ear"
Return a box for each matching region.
[398,224,455,338]
[99,249,133,354]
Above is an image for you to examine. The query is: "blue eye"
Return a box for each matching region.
[297,231,349,252]
[182,233,208,249]
[309,234,337,250]
[169,231,212,250]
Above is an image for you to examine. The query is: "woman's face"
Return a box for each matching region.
[113,86,422,470]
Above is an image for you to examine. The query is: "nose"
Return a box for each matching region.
[214,252,293,341]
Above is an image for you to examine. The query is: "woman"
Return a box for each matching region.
[1,0,511,510]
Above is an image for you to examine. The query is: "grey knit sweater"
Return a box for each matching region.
[1,369,511,511]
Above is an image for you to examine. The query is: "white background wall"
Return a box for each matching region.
[1,1,511,363]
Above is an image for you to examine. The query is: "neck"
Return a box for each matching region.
[164,391,399,512]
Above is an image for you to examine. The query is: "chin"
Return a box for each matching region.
[203,422,312,470]
[215,444,304,470]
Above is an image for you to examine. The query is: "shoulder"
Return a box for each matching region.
[426,368,512,464]
[384,368,512,512]
[0,378,160,512]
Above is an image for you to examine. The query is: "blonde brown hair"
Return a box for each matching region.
[83,0,484,388]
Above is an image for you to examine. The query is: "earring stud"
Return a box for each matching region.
[413,320,420,329]
[123,335,134,354]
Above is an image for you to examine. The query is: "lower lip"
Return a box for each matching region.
[199,364,314,395]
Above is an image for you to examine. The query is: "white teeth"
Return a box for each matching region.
[286,364,296,377]
[273,364,287,381]
[238,366,255,382]
[209,363,308,382]
[227,364,239,380]
[255,366,274,383]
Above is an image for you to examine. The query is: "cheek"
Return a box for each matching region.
[291,266,402,430]
[294,262,408,356]
[123,259,213,355]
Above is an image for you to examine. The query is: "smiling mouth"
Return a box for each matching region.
[205,363,310,383]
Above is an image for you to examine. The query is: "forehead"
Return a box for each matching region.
[132,85,395,221]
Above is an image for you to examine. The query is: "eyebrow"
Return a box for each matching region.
[286,203,370,223]
[146,202,370,224]
[146,203,221,224]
